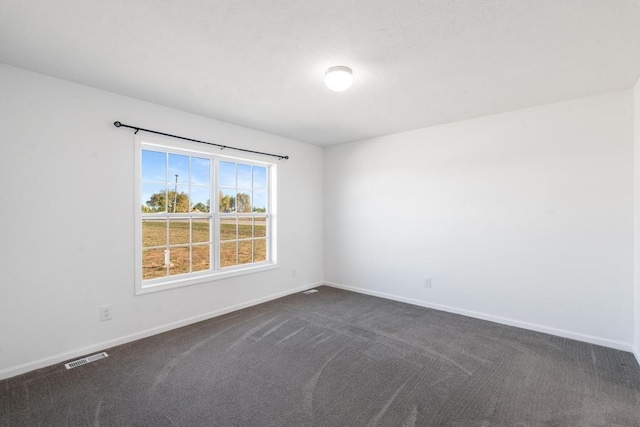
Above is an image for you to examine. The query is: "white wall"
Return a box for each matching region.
[634,78,640,362]
[0,64,324,379]
[324,91,635,349]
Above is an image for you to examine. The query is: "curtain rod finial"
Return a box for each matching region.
[114,121,122,127]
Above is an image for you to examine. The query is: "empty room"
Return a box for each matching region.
[1,1,640,425]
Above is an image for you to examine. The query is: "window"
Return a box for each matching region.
[135,136,275,294]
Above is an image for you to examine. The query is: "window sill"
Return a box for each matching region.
[135,263,279,295]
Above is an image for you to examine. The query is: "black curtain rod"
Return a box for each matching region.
[113,121,289,160]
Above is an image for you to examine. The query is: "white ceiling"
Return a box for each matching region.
[1,1,640,146]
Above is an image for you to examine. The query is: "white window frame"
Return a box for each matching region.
[134,134,278,295]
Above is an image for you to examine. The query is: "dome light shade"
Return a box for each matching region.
[324,66,353,92]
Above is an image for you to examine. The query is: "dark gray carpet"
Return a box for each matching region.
[1,286,639,426]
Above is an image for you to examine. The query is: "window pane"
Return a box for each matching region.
[237,163,252,188]
[239,240,252,264]
[142,248,167,280]
[191,186,210,213]
[236,192,251,213]
[219,161,236,187]
[142,219,166,247]
[142,150,166,182]
[253,190,267,213]
[238,217,252,239]
[141,184,167,213]
[220,241,237,267]
[220,217,237,241]
[169,219,190,245]
[192,245,210,272]
[219,188,236,213]
[168,185,189,213]
[254,239,267,262]
[191,157,210,186]
[254,217,266,238]
[253,166,267,189]
[169,246,190,276]
[168,153,189,184]
[192,218,210,243]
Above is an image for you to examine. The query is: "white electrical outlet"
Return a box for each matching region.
[424,278,431,288]
[291,268,297,277]
[100,305,112,321]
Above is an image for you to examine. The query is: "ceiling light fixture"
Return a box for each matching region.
[324,66,353,92]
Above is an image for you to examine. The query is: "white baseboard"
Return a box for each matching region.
[323,281,635,353]
[0,283,320,381]
[633,346,640,367]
